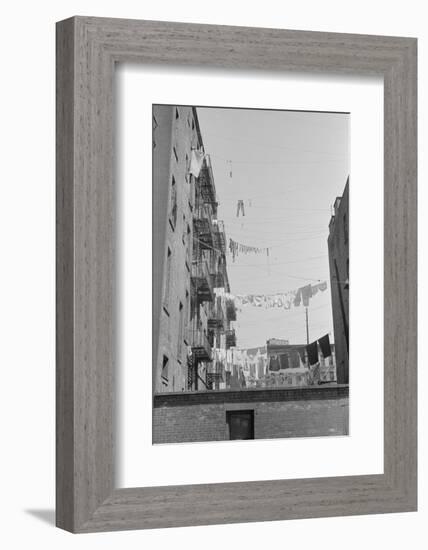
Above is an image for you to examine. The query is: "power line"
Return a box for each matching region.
[226,255,327,268]
[223,222,327,232]
[225,235,326,249]
[201,130,348,158]
[209,153,346,166]
[221,203,331,212]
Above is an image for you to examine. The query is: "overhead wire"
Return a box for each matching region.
[209,153,346,166]
[201,129,348,157]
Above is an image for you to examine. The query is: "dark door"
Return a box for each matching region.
[226,410,254,440]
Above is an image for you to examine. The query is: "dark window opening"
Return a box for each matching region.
[184,290,190,345]
[169,176,177,229]
[177,302,184,358]
[152,115,158,148]
[226,410,254,440]
[163,247,172,311]
[343,213,348,245]
[182,214,186,245]
[185,153,189,182]
[161,355,169,385]
[173,146,178,162]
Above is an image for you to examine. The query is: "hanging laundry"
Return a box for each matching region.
[228,238,269,259]
[227,160,232,178]
[308,363,321,385]
[253,295,264,307]
[306,341,319,366]
[239,368,247,387]
[293,281,328,308]
[189,148,205,177]
[229,238,239,262]
[232,282,326,310]
[236,199,245,217]
[279,353,289,370]
[318,334,332,358]
[269,355,281,371]
[312,281,327,293]
[294,288,302,307]
[297,347,307,366]
[289,349,301,369]
[301,284,312,307]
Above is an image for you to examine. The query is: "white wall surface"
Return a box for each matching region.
[0,1,425,548]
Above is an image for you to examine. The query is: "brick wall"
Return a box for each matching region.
[153,386,349,443]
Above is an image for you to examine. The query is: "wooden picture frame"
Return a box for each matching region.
[56,16,417,533]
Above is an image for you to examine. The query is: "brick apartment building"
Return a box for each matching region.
[328,178,349,384]
[153,105,236,394]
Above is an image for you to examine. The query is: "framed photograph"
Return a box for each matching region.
[56,17,417,532]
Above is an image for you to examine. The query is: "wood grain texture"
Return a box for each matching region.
[56,16,417,533]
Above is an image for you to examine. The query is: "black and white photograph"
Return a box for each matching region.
[0,0,421,543]
[153,104,349,443]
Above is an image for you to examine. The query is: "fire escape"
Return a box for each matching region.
[187,153,234,391]
[188,156,217,390]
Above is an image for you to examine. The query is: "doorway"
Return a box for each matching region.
[226,410,254,440]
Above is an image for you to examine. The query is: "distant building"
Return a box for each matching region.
[265,338,336,386]
[328,178,349,384]
[153,105,235,393]
[229,339,336,388]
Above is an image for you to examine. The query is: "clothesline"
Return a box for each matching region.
[224,220,327,229]
[225,234,326,251]
[232,281,328,310]
[208,153,346,166]
[234,303,331,326]
[225,233,327,243]
[268,334,332,372]
[220,202,331,212]
[200,129,347,157]
[192,237,328,285]
[223,225,327,236]
[226,254,327,268]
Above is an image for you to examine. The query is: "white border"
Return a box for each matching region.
[117,66,384,488]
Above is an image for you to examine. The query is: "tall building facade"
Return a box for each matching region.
[153,105,235,393]
[328,178,349,384]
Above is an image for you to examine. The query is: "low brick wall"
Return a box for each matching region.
[153,385,349,444]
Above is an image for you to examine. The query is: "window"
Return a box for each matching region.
[177,302,184,359]
[185,153,189,182]
[185,223,191,269]
[343,213,348,245]
[152,115,158,148]
[182,214,186,246]
[163,248,172,311]
[161,355,169,385]
[169,176,177,230]
[184,290,190,344]
[173,146,178,162]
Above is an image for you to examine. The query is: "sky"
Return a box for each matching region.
[197,107,349,349]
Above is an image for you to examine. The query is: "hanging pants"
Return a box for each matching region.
[236,200,245,217]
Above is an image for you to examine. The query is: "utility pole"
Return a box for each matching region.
[305,306,309,344]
